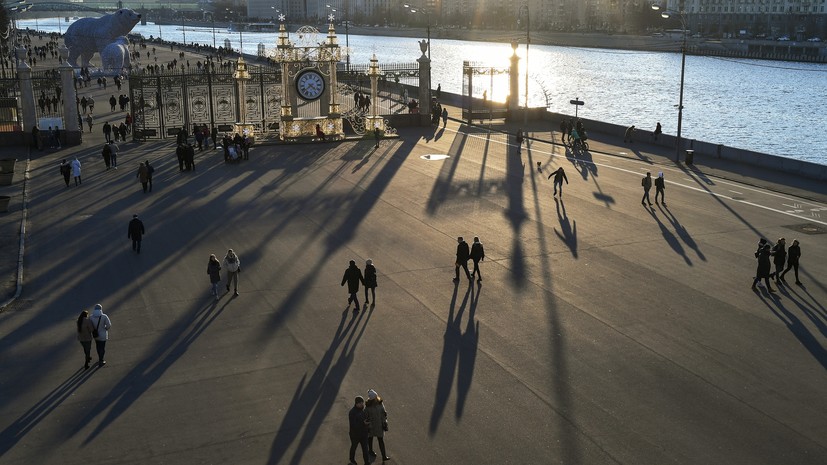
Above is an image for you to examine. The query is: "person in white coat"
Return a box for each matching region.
[71,157,82,186]
[85,304,112,367]
[223,249,241,296]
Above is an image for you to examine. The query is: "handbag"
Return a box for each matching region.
[91,315,103,339]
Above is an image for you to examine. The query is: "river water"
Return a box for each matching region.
[20,18,827,165]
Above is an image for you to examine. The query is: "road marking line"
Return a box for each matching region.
[729,190,743,194]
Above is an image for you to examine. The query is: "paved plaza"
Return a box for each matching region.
[1,41,827,465]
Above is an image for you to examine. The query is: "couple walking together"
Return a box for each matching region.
[342,259,378,310]
[349,389,390,464]
[454,236,485,283]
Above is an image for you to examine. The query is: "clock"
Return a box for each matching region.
[296,69,325,101]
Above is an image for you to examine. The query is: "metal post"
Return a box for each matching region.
[182,13,186,45]
[212,16,216,49]
[676,35,685,162]
[524,5,529,125]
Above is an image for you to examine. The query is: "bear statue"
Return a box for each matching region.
[64,9,141,68]
[101,37,130,74]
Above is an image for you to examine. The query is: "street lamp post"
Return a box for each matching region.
[653,2,687,163]
[519,3,530,125]
[181,11,186,46]
[404,4,431,103]
[326,4,349,71]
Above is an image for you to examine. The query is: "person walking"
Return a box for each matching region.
[454,236,472,282]
[341,260,365,310]
[779,239,802,285]
[641,172,653,206]
[76,310,93,369]
[145,161,155,192]
[85,113,93,132]
[469,236,485,282]
[59,159,71,186]
[223,249,241,296]
[109,95,117,112]
[86,304,112,367]
[374,127,381,149]
[654,172,666,205]
[654,122,662,141]
[364,259,377,305]
[102,121,112,143]
[752,243,776,292]
[441,106,448,127]
[365,389,390,462]
[770,237,787,283]
[207,254,222,299]
[515,128,524,154]
[71,157,82,186]
[108,141,119,169]
[136,162,149,193]
[548,167,569,198]
[128,214,145,254]
[624,125,636,143]
[87,96,95,113]
[348,396,371,465]
[101,143,112,170]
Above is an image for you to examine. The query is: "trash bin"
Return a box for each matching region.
[685,149,694,165]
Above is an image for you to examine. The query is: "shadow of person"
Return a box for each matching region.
[646,206,692,266]
[456,282,481,419]
[553,197,578,258]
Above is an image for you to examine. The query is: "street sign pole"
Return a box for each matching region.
[569,97,584,118]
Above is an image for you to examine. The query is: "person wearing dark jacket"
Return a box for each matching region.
[779,239,802,285]
[128,214,145,254]
[752,244,775,292]
[348,396,370,465]
[364,259,377,305]
[770,237,787,282]
[207,254,221,299]
[548,167,569,198]
[641,172,653,206]
[342,260,365,310]
[469,236,485,282]
[654,172,666,205]
[454,236,472,282]
[176,144,186,171]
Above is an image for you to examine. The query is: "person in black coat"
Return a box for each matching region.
[364,259,377,305]
[128,214,145,254]
[176,144,186,171]
[348,396,370,465]
[454,236,472,282]
[779,239,802,285]
[770,237,786,282]
[341,260,365,310]
[184,143,196,171]
[752,244,775,292]
[469,236,485,282]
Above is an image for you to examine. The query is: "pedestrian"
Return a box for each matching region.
[145,160,155,192]
[654,172,666,205]
[341,260,365,310]
[436,83,441,99]
[752,243,776,292]
[71,157,82,185]
[548,167,569,198]
[136,162,149,193]
[176,144,186,171]
[101,142,112,169]
[109,95,116,112]
[102,121,111,142]
[779,239,802,285]
[654,122,662,141]
[770,237,787,282]
[454,236,472,282]
[59,159,71,186]
[364,259,377,305]
[365,389,390,462]
[469,236,485,282]
[195,128,204,151]
[624,125,636,143]
[348,396,371,465]
[81,96,88,113]
[76,309,93,369]
[119,122,128,142]
[207,254,222,299]
[641,171,653,206]
[374,127,381,149]
[558,119,566,145]
[127,214,145,253]
[515,128,524,154]
[441,106,448,127]
[85,113,93,132]
[108,141,119,169]
[86,304,112,367]
[223,249,241,296]
[87,96,95,113]
[185,143,196,171]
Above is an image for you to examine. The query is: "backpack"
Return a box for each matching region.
[641,177,646,187]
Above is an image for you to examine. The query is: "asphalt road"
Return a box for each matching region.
[1,110,826,464]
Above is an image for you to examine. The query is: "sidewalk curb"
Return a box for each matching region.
[0,153,30,313]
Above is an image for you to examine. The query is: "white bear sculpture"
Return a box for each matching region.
[101,37,130,74]
[64,9,141,68]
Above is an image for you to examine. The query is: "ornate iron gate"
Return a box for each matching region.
[128,64,282,140]
[462,61,510,122]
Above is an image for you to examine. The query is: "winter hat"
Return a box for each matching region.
[354,396,365,404]
[367,389,378,400]
[366,259,373,266]
[94,304,102,311]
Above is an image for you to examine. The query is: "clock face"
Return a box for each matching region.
[296,70,325,101]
